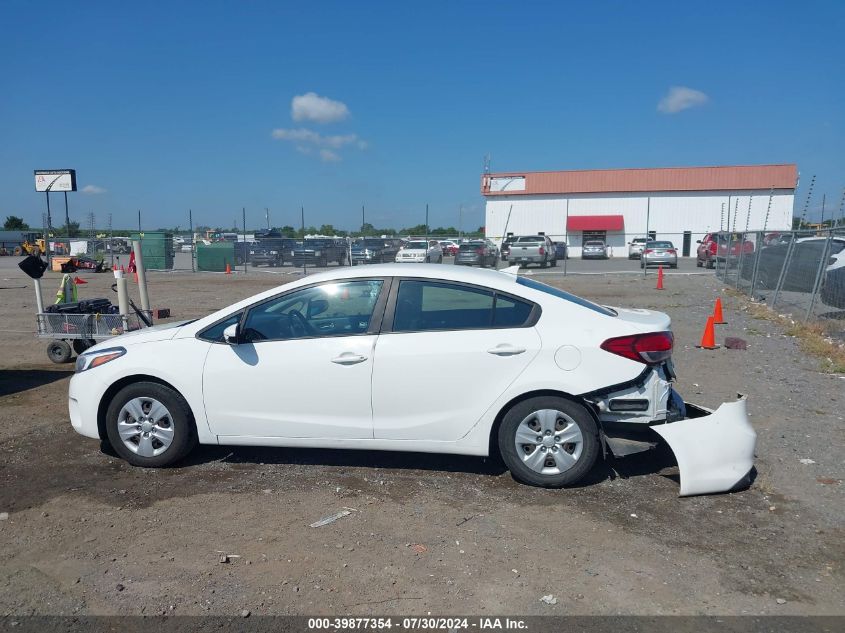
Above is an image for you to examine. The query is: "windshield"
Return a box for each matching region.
[515,236,544,243]
[404,241,429,249]
[517,277,616,316]
[647,241,674,249]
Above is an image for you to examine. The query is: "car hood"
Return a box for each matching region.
[88,319,193,352]
[609,307,671,332]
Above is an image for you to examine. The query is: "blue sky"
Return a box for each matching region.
[1,0,843,231]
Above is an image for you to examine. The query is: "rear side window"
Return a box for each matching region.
[493,295,533,327]
[392,281,536,332]
[516,277,616,316]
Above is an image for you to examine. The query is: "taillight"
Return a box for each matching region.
[476,248,484,255]
[709,242,717,253]
[667,249,677,254]
[600,331,674,365]
[643,249,653,254]
[538,247,545,255]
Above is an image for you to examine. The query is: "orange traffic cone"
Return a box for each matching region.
[225,263,232,275]
[713,297,726,324]
[133,272,139,283]
[695,315,720,349]
[656,265,665,290]
[73,276,87,285]
[120,264,125,273]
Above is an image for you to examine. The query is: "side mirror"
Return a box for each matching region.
[223,323,239,345]
[696,240,702,244]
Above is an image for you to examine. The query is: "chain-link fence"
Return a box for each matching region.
[714,228,845,326]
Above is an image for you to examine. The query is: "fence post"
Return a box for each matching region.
[735,231,747,289]
[805,230,834,321]
[748,231,765,298]
[771,232,797,309]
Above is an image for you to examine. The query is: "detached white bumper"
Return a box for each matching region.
[652,397,756,496]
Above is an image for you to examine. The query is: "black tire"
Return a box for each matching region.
[251,261,258,267]
[72,339,96,355]
[235,256,244,266]
[105,381,197,467]
[706,258,715,269]
[540,258,548,268]
[498,396,600,488]
[47,340,72,364]
[551,258,557,267]
[696,259,703,268]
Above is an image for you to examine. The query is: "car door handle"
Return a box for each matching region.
[331,353,368,365]
[487,344,526,356]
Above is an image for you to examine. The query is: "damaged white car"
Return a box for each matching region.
[68,264,755,496]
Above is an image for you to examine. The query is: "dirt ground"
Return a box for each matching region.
[0,262,842,617]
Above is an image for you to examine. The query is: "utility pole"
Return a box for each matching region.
[63,191,70,233]
[362,204,365,233]
[301,206,306,276]
[137,209,142,232]
[265,207,270,230]
[189,209,195,272]
[425,203,429,240]
[243,207,247,273]
[458,204,463,238]
[644,197,651,277]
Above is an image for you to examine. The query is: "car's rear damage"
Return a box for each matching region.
[582,361,756,496]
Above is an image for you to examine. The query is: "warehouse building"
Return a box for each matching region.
[482,164,797,257]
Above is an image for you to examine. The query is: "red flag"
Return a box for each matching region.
[74,276,88,284]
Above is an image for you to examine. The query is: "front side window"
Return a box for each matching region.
[241,280,383,342]
[199,312,243,342]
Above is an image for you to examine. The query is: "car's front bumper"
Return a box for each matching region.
[582,251,606,259]
[396,255,426,263]
[652,397,756,496]
[643,255,678,266]
[68,371,109,440]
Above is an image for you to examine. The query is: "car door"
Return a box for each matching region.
[202,278,388,439]
[371,279,541,441]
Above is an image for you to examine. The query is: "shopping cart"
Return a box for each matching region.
[36,311,146,363]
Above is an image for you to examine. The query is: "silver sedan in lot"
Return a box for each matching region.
[641,241,678,268]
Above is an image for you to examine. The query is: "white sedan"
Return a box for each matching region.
[68,265,755,495]
[396,240,443,263]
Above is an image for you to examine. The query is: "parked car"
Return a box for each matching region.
[628,237,648,259]
[508,235,556,268]
[641,241,678,269]
[581,240,609,259]
[396,240,443,263]
[351,238,402,264]
[455,240,499,267]
[740,237,845,291]
[291,238,347,267]
[697,233,754,269]
[553,241,568,261]
[233,241,255,266]
[69,264,755,495]
[251,237,297,267]
[438,240,460,257]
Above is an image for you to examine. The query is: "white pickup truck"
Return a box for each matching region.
[507,235,557,268]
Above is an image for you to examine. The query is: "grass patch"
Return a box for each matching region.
[731,292,845,374]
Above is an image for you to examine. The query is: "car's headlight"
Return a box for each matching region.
[75,347,126,373]
[314,250,322,256]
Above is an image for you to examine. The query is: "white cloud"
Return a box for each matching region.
[291,92,350,124]
[272,127,367,161]
[81,184,107,194]
[657,86,709,114]
[319,149,341,162]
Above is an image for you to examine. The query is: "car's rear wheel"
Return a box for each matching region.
[105,382,197,467]
[498,396,599,488]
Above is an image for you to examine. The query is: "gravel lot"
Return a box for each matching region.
[0,258,842,616]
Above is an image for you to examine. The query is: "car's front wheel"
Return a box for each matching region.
[105,382,197,467]
[498,396,599,488]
